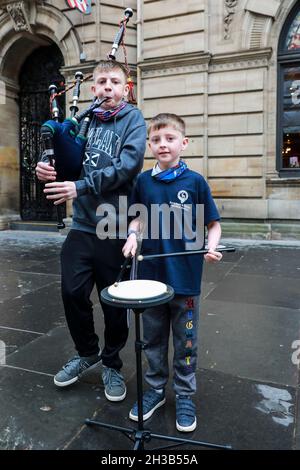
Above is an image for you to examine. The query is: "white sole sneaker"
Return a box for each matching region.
[54,375,79,387]
[176,417,197,432]
[54,358,101,388]
[129,397,166,422]
[104,386,127,402]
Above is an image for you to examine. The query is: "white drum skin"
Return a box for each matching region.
[108,280,167,300]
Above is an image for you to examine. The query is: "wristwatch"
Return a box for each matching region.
[128,229,138,237]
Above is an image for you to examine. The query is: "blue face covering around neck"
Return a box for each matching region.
[93,101,127,121]
[152,160,187,183]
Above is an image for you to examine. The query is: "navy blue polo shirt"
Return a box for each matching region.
[130,168,220,295]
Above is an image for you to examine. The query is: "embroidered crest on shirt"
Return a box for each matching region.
[86,127,120,159]
[177,190,188,204]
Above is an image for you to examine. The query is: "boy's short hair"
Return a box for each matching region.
[148,113,186,136]
[93,60,128,82]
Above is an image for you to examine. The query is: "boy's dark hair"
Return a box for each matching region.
[93,60,128,82]
[148,113,186,136]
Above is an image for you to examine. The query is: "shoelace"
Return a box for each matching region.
[63,356,89,374]
[104,368,123,386]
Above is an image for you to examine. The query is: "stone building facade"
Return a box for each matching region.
[0,0,299,238]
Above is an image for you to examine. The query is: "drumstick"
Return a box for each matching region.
[114,256,132,286]
[137,246,236,262]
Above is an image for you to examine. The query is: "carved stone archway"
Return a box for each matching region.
[238,1,282,50]
[0,1,82,228]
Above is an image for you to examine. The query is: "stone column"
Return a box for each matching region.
[0,76,20,229]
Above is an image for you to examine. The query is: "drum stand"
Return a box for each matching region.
[85,286,231,451]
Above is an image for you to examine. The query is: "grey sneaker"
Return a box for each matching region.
[54,354,101,387]
[129,388,166,422]
[102,366,126,402]
[176,395,197,432]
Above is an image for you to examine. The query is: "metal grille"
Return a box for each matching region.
[19,45,66,221]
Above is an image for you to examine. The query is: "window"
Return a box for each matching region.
[278,2,300,176]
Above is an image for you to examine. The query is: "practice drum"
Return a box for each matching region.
[101,279,174,310]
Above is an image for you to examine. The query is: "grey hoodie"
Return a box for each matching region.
[73,103,146,235]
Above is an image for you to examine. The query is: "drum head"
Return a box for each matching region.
[108,280,167,300]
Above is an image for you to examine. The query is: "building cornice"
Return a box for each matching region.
[61,61,98,78]
[138,48,273,78]
[61,62,137,80]
[210,47,273,72]
[267,178,300,188]
[138,53,211,78]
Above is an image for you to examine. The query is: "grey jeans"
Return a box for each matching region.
[142,295,200,396]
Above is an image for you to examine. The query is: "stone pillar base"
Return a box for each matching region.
[222,220,300,241]
[0,214,21,230]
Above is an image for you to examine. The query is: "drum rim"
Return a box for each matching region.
[101,285,175,309]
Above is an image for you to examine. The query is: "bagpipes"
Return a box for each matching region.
[40,7,134,229]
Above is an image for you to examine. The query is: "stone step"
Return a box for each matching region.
[221,221,300,241]
[9,221,59,233]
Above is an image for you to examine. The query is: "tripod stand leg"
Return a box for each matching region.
[134,310,145,431]
[133,431,144,450]
[148,431,232,449]
[85,419,136,443]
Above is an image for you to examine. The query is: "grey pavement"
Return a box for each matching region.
[0,230,299,451]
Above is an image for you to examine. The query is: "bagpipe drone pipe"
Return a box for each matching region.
[39,7,134,228]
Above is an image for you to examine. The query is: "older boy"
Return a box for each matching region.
[36,60,146,401]
[123,113,222,431]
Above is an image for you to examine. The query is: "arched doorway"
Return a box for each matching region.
[19,44,66,221]
[277,1,300,177]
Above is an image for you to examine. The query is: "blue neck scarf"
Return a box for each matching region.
[152,160,187,183]
[93,101,127,121]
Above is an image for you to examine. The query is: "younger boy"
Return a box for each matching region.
[36,60,146,401]
[122,113,222,431]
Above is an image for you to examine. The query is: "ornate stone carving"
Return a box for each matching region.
[6,1,32,33]
[224,0,238,40]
